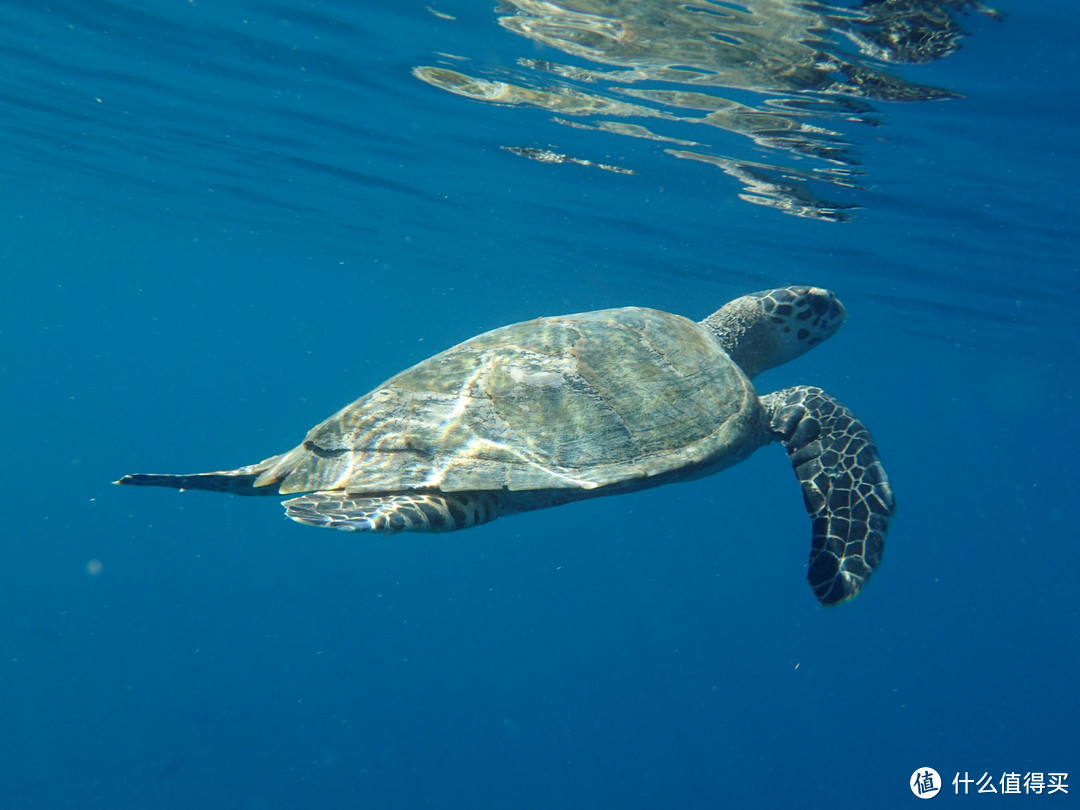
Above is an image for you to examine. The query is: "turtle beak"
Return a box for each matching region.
[834,296,848,322]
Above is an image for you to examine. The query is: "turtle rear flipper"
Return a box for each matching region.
[762,386,895,606]
[283,491,502,533]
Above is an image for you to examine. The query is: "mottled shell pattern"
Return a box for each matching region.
[253,307,765,496]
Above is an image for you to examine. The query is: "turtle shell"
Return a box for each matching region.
[254,307,765,495]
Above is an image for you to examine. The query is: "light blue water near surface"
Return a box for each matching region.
[1,1,1077,808]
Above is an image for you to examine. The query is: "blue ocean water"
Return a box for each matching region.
[1,0,1077,807]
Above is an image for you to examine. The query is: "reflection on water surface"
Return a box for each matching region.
[415,0,999,220]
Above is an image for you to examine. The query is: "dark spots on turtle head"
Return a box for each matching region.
[797,328,810,341]
[775,303,793,317]
[807,293,833,316]
[770,312,794,334]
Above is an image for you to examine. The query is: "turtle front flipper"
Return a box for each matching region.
[762,386,895,606]
[282,491,502,533]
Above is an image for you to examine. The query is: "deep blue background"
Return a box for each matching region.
[1,1,1076,807]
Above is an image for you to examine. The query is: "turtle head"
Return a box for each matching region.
[701,286,846,379]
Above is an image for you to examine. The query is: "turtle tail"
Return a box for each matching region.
[762,386,895,606]
[114,457,286,496]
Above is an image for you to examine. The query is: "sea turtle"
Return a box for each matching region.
[117,286,894,605]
